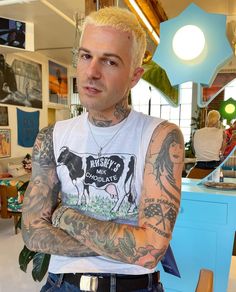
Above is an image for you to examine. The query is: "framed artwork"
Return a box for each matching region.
[0,129,11,158]
[0,56,42,108]
[73,77,78,93]
[49,60,68,105]
[0,106,8,126]
[0,17,25,49]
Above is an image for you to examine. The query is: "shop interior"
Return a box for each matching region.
[0,0,236,291]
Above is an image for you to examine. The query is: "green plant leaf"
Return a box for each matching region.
[32,253,51,282]
[19,245,37,272]
[142,61,179,106]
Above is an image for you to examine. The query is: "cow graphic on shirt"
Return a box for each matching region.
[57,146,137,213]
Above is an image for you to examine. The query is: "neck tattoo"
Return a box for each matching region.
[88,117,128,157]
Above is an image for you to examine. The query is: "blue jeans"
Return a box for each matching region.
[40,272,164,292]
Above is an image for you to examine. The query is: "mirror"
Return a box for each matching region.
[184,146,236,185]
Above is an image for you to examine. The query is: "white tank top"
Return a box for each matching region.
[49,110,164,275]
[193,127,224,161]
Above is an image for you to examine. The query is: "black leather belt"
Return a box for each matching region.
[63,271,161,292]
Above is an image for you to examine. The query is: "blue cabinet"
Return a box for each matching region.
[158,181,236,292]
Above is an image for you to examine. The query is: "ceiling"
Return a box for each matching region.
[0,0,236,66]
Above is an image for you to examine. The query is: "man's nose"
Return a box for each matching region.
[86,59,102,79]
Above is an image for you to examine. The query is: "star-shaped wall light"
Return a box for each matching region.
[219,97,236,123]
[153,3,233,107]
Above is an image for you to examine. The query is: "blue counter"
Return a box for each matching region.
[158,179,236,292]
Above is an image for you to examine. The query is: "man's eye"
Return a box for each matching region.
[79,53,91,60]
[104,59,117,66]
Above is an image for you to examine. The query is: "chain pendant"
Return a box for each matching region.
[98,147,103,157]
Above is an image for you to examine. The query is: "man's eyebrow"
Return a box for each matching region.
[78,47,90,54]
[78,47,124,64]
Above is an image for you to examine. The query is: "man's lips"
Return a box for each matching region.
[83,86,102,94]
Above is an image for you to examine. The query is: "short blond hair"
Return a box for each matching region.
[207,110,221,127]
[80,6,146,70]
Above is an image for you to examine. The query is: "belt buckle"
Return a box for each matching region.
[80,275,98,292]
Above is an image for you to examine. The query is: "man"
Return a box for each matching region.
[224,120,236,156]
[22,6,184,292]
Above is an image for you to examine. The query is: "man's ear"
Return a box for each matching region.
[130,67,144,88]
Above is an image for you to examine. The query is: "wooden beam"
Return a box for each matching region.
[124,0,168,44]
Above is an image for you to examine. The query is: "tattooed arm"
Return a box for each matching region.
[21,125,98,257]
[53,122,184,268]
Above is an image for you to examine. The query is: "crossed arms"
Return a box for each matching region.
[22,122,184,269]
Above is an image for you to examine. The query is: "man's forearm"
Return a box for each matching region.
[23,222,98,257]
[55,207,167,269]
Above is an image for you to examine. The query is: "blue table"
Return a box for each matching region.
[157,179,236,292]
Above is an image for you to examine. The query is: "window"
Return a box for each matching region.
[131,79,192,143]
[224,78,236,100]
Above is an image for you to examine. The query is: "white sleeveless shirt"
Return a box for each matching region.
[193,127,224,161]
[49,110,164,275]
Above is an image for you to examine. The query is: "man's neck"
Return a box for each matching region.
[88,107,131,127]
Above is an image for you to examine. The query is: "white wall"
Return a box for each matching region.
[1,50,75,158]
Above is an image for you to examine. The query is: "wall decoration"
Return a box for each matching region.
[49,60,68,105]
[0,56,42,108]
[17,108,39,147]
[0,17,25,49]
[72,77,78,93]
[0,129,11,158]
[0,106,8,126]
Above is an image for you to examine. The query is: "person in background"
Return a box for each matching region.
[22,6,184,292]
[187,110,226,178]
[224,120,236,157]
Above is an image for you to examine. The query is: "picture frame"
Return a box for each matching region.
[0,56,42,108]
[0,106,9,126]
[49,60,68,105]
[0,129,11,158]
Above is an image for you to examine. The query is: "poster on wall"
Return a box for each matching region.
[0,129,11,158]
[0,17,25,49]
[49,60,68,105]
[0,106,8,126]
[17,108,39,147]
[0,55,42,108]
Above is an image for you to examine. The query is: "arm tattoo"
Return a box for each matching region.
[59,210,166,269]
[22,125,97,257]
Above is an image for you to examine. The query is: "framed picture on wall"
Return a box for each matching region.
[72,77,78,93]
[0,17,26,49]
[0,129,11,158]
[49,60,68,105]
[0,106,9,126]
[0,56,42,108]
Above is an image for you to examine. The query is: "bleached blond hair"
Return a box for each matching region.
[207,110,221,127]
[80,6,146,70]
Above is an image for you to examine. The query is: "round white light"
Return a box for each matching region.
[172,25,205,61]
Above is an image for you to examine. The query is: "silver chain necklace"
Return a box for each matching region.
[88,117,128,157]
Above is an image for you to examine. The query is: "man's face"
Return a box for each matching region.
[76,24,142,114]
